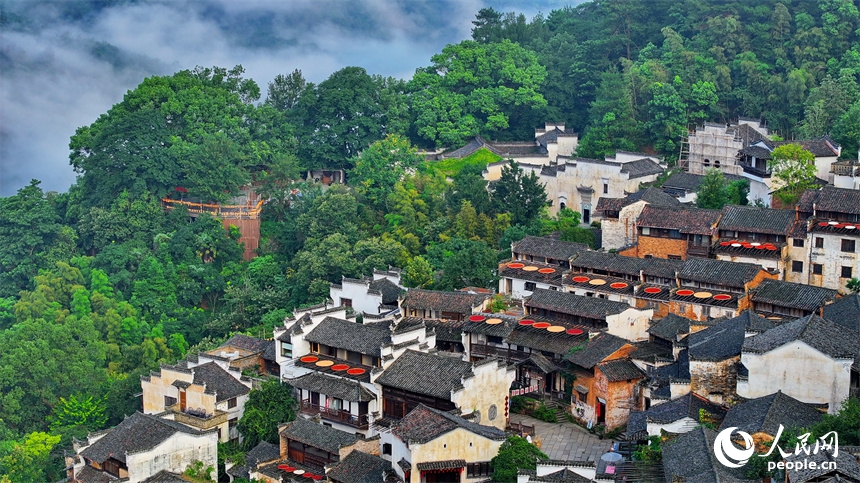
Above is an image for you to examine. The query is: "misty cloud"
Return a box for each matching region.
[0,0,566,195]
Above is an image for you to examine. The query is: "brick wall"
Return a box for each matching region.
[689,357,739,404]
[636,236,688,260]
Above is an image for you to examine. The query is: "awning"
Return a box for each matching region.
[417,459,467,471]
[574,384,589,394]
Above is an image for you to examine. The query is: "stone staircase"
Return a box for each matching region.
[542,399,569,423]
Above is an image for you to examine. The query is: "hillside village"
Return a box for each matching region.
[4,1,860,483]
[64,120,860,483]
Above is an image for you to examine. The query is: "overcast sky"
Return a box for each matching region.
[0,0,577,196]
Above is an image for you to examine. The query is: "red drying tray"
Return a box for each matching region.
[572,276,590,283]
[533,322,551,329]
[610,282,628,289]
[713,294,732,301]
[566,328,584,335]
[508,263,525,269]
[331,364,350,371]
[300,356,319,363]
[643,287,661,294]
[469,315,486,322]
[518,319,535,325]
[676,289,695,296]
[347,368,366,375]
[538,268,556,274]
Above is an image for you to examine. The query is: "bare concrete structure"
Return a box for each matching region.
[683,118,769,175]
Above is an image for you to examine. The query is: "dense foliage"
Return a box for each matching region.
[2,0,858,480]
[491,435,549,482]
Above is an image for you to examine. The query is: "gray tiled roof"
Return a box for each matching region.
[286,372,375,402]
[822,293,860,332]
[743,314,860,362]
[678,258,765,288]
[500,262,566,285]
[419,318,466,342]
[750,279,838,311]
[80,412,210,464]
[621,158,665,179]
[688,313,759,361]
[785,448,860,482]
[506,323,588,356]
[569,250,649,276]
[525,289,632,319]
[596,187,680,212]
[369,278,404,305]
[304,317,392,357]
[638,205,721,235]
[73,465,122,482]
[512,236,588,261]
[648,314,694,342]
[140,471,188,483]
[375,350,473,399]
[187,361,250,402]
[392,404,506,444]
[220,334,270,353]
[807,185,860,215]
[597,359,645,382]
[720,391,822,437]
[644,392,726,424]
[718,205,797,235]
[566,333,629,369]
[661,426,755,483]
[400,288,489,314]
[463,313,520,338]
[245,441,280,469]
[279,417,358,454]
[326,450,395,483]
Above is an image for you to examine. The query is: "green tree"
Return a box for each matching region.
[491,161,548,226]
[447,163,493,215]
[265,69,307,111]
[428,238,497,290]
[646,77,687,155]
[237,380,297,449]
[0,180,62,298]
[847,278,860,293]
[350,134,423,210]
[695,169,730,209]
[47,394,107,434]
[69,66,267,206]
[726,179,750,206]
[411,40,547,147]
[768,144,818,206]
[402,256,434,289]
[832,101,860,157]
[0,432,61,483]
[491,435,548,482]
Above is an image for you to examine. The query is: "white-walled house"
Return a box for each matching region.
[597,188,681,250]
[140,355,252,443]
[379,404,507,483]
[737,314,860,413]
[70,412,218,482]
[329,268,404,316]
[626,392,726,438]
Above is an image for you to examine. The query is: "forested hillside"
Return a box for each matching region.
[1,0,858,480]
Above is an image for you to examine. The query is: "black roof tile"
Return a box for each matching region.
[326,450,396,483]
[718,205,797,235]
[648,314,695,342]
[245,441,281,469]
[400,289,490,315]
[661,426,754,483]
[688,312,768,361]
[822,294,860,332]
[419,318,466,343]
[375,350,473,399]
[720,391,822,437]
[392,404,506,444]
[499,262,566,285]
[80,412,210,464]
[566,333,629,369]
[512,236,588,261]
[285,372,375,402]
[279,417,358,454]
[638,205,721,235]
[304,317,392,357]
[806,185,860,215]
[369,278,405,305]
[506,323,589,355]
[525,288,632,319]
[743,314,860,362]
[678,258,765,288]
[785,449,860,482]
[597,359,645,382]
[750,279,838,311]
[644,392,726,424]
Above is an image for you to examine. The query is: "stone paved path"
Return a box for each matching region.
[509,413,616,462]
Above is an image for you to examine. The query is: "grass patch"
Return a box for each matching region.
[421,147,502,177]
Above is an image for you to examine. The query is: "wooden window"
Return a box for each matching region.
[164,396,177,408]
[841,239,856,253]
[487,336,503,344]
[467,462,492,477]
[792,261,803,273]
[340,298,352,307]
[382,443,392,455]
[603,183,609,194]
[813,264,823,275]
[524,282,537,291]
[815,237,824,248]
[793,239,805,248]
[668,255,682,260]
[228,397,237,409]
[842,266,853,279]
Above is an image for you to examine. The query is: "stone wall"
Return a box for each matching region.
[689,357,739,404]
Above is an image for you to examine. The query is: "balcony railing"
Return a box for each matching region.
[471,343,530,362]
[687,243,710,258]
[300,400,369,429]
[167,404,229,430]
